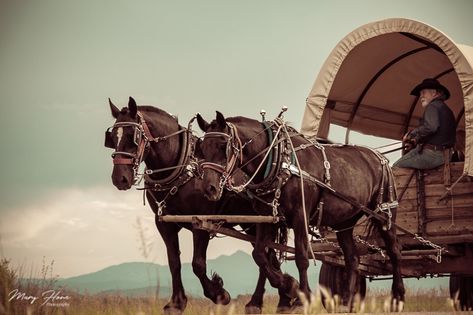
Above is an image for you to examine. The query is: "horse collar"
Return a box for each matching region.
[144,121,197,192]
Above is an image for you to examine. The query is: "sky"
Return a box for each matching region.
[1,0,472,278]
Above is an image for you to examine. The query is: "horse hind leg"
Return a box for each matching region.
[374,220,405,311]
[252,224,299,312]
[245,247,289,314]
[336,229,359,311]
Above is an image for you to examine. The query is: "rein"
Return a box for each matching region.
[201,120,283,192]
[231,123,284,193]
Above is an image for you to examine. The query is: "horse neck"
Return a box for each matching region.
[141,109,184,171]
[229,118,268,181]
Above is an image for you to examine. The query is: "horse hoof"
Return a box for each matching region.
[287,277,299,298]
[283,275,299,299]
[216,290,231,305]
[244,305,262,314]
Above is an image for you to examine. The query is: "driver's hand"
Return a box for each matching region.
[402,132,411,143]
[403,133,416,151]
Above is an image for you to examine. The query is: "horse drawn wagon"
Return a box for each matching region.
[186,17,473,310]
[105,18,473,314]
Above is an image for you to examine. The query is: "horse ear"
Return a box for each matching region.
[109,98,120,118]
[128,96,137,118]
[196,113,210,132]
[216,111,226,129]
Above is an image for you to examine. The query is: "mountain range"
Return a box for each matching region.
[55,251,448,298]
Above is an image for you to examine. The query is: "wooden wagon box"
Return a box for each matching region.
[393,162,473,237]
[312,162,473,277]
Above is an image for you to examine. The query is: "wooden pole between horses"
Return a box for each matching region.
[157,215,279,224]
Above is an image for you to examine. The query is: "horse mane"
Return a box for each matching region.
[138,106,178,122]
[207,116,258,129]
[226,116,256,124]
[118,105,177,121]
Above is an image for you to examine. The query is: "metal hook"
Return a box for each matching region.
[260,109,266,121]
[277,106,288,118]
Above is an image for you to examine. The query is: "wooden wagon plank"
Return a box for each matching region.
[398,194,473,209]
[426,195,473,208]
[426,219,473,235]
[427,207,473,219]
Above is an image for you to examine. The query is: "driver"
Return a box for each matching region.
[393,78,456,169]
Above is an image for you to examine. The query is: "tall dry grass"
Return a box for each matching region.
[0,222,458,314]
[0,255,457,315]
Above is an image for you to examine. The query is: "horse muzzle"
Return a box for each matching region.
[112,166,134,190]
[204,182,223,201]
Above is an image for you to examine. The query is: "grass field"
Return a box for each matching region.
[1,291,458,315]
[0,258,458,314]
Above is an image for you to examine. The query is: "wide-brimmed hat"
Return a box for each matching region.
[410,78,450,100]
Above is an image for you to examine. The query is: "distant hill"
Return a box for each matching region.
[54,250,448,298]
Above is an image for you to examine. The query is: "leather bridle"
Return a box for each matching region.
[106,111,186,184]
[200,122,243,188]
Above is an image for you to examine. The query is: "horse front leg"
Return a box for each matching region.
[336,228,359,311]
[252,224,299,313]
[191,229,231,305]
[242,222,288,314]
[155,220,187,315]
[376,221,405,311]
[245,247,289,314]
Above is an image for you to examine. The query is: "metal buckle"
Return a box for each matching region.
[323,161,331,169]
[133,127,143,146]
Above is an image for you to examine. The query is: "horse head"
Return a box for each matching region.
[105,97,146,190]
[197,111,239,201]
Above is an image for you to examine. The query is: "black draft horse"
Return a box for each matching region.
[197,111,405,311]
[105,97,289,314]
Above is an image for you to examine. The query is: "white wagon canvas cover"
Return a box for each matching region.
[301,18,473,176]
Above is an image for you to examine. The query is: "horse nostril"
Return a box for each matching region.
[207,184,217,196]
[121,176,129,185]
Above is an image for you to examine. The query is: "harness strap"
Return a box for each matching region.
[262,121,274,179]
[113,157,135,165]
[292,141,331,185]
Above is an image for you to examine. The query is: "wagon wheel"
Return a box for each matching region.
[319,263,366,309]
[450,274,473,311]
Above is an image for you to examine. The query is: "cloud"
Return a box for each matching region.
[1,186,253,277]
[1,187,140,243]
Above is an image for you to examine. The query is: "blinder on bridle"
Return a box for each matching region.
[104,119,150,186]
[104,128,114,148]
[104,110,189,186]
[104,122,143,149]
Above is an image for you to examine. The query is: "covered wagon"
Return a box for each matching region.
[301,17,473,309]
